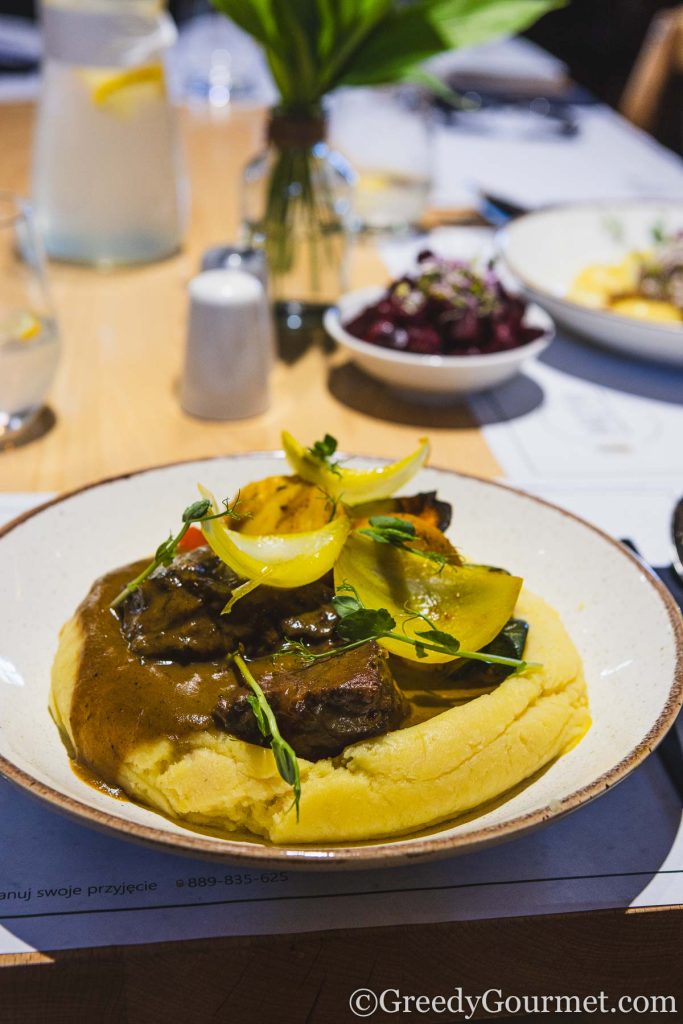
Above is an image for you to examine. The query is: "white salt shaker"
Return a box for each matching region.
[181,269,273,420]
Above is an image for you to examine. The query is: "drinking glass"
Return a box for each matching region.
[0,194,60,444]
[328,87,433,233]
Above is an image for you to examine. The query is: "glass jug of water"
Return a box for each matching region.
[32,0,186,266]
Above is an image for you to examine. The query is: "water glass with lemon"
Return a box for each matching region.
[328,87,433,233]
[0,194,59,444]
[32,0,185,266]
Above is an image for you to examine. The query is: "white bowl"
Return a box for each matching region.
[324,286,554,400]
[0,454,681,868]
[499,200,683,366]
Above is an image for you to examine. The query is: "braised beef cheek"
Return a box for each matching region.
[98,547,408,763]
[215,642,407,761]
[119,549,339,661]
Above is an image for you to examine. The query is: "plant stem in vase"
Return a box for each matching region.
[243,112,354,330]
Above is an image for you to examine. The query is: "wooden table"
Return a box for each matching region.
[1,102,681,1023]
[0,103,498,493]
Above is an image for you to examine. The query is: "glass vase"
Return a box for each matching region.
[242,112,354,330]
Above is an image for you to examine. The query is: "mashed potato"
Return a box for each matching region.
[51,589,589,844]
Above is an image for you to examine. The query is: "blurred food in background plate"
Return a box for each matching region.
[499,200,683,366]
[568,230,683,325]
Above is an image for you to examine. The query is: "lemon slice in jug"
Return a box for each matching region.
[86,64,165,115]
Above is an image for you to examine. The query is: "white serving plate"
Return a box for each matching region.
[324,286,554,400]
[499,200,683,365]
[0,453,681,868]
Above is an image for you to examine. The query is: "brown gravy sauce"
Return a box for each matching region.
[70,760,128,800]
[69,561,486,790]
[70,561,245,787]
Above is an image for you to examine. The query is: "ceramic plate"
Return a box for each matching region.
[498,200,683,365]
[1,454,681,868]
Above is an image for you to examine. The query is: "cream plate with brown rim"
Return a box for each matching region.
[0,454,681,868]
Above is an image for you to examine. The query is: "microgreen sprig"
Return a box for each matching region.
[110,495,243,609]
[359,515,447,571]
[651,219,668,245]
[231,652,301,821]
[278,583,536,673]
[307,433,342,476]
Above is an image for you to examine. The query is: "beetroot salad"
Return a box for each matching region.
[344,250,544,356]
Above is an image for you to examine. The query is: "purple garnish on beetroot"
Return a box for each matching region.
[344,251,541,357]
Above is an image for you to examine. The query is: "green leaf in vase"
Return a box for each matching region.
[213,0,565,102]
[317,0,394,90]
[337,7,445,87]
[211,0,278,49]
[270,3,318,103]
[429,0,566,50]
[340,0,566,88]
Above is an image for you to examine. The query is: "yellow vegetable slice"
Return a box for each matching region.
[282,432,429,505]
[232,475,336,535]
[334,532,522,664]
[198,485,350,604]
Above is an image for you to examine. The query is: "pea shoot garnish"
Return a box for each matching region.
[279,583,536,673]
[307,433,342,476]
[230,652,301,820]
[359,515,447,571]
[110,495,243,609]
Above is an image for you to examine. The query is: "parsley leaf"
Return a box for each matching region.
[414,627,461,654]
[280,585,536,675]
[182,498,212,523]
[307,434,342,475]
[232,653,301,820]
[110,493,243,609]
[336,606,396,644]
[359,516,446,571]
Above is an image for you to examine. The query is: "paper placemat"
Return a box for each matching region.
[0,757,680,956]
[0,491,682,956]
[469,341,683,567]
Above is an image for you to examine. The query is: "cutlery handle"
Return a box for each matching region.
[621,538,683,806]
[672,499,683,580]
